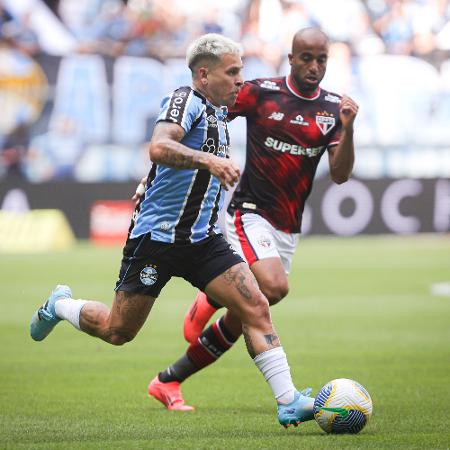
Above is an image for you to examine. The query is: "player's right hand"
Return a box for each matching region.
[206,155,240,191]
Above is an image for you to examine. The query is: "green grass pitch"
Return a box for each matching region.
[1,235,449,449]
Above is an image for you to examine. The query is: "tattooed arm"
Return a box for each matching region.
[149,122,205,169]
[149,122,240,190]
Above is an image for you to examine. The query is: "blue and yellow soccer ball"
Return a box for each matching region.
[313,378,373,434]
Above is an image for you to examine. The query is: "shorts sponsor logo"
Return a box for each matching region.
[264,136,324,157]
[229,244,240,256]
[316,111,335,135]
[258,235,272,248]
[140,265,158,286]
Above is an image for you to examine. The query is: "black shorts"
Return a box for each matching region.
[115,233,244,298]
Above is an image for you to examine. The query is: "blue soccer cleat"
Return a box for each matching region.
[278,388,315,428]
[30,285,72,341]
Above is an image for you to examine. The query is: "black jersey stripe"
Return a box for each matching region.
[128,164,157,236]
[208,109,228,233]
[174,170,212,243]
[147,162,157,186]
[207,188,221,235]
[224,121,231,158]
[174,105,219,243]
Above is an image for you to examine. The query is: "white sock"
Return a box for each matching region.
[55,298,88,330]
[254,347,296,404]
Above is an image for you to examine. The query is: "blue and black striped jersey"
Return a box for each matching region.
[130,86,231,244]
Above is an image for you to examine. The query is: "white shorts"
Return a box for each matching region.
[224,211,299,274]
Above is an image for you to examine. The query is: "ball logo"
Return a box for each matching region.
[140,266,158,286]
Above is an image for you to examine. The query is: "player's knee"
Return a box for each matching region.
[106,329,136,346]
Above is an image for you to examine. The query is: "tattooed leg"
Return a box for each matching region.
[203,262,299,407]
[264,333,280,348]
[205,262,279,357]
[221,263,259,302]
[79,291,155,345]
[242,324,256,358]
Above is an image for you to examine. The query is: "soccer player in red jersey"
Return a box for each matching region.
[147,27,359,412]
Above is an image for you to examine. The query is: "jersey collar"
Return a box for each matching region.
[286,75,321,101]
[193,87,228,117]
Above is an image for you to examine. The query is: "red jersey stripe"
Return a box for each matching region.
[233,210,258,265]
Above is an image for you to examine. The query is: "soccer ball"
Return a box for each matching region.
[313,378,373,434]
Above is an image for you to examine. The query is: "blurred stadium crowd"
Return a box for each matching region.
[1,0,450,182]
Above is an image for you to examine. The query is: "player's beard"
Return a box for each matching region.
[292,73,321,95]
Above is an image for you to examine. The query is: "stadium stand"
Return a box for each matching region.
[0,0,449,181]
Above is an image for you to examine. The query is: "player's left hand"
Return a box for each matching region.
[132,176,147,205]
[339,95,359,130]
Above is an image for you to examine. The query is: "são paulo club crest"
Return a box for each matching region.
[257,235,272,248]
[140,265,158,286]
[316,111,335,135]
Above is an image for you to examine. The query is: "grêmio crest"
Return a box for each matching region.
[316,111,335,135]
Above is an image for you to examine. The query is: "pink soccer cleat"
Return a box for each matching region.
[148,376,194,411]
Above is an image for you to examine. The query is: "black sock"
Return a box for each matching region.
[158,356,196,383]
[159,316,239,383]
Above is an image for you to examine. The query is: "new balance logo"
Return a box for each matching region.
[268,112,284,121]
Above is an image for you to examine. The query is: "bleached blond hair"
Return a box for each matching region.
[186,33,243,72]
